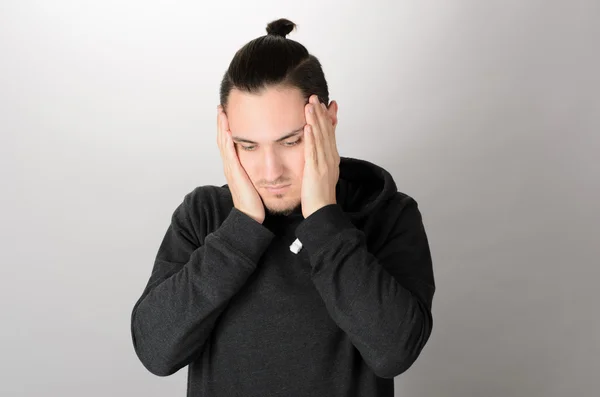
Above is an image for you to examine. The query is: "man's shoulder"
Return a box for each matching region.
[171,184,233,241]
[379,190,420,214]
[373,190,427,232]
[182,184,230,208]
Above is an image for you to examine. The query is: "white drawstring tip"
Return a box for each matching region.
[289,238,303,254]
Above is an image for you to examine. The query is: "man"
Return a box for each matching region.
[131,18,435,397]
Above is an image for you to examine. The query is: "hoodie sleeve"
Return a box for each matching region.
[130,191,275,377]
[294,194,435,379]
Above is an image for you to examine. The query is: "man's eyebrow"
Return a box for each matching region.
[231,126,305,144]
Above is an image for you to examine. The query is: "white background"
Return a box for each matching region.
[1,1,599,396]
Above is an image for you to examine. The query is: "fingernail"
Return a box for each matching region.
[308,104,313,114]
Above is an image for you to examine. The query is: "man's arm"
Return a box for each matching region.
[130,190,275,376]
[294,194,435,379]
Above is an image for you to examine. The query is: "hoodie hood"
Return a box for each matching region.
[335,156,398,224]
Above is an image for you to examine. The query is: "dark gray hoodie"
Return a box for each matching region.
[130,156,435,397]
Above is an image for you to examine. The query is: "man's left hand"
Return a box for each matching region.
[301,94,340,219]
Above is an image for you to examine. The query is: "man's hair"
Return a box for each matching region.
[219,18,329,109]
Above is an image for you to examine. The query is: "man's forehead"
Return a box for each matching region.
[226,88,308,143]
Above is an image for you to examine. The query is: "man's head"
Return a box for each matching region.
[219,18,338,217]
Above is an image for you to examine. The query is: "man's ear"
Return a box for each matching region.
[326,100,339,128]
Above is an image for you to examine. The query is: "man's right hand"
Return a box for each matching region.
[217,105,266,224]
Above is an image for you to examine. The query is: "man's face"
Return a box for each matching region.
[226,85,309,216]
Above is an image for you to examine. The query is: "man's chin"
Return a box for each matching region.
[264,200,301,217]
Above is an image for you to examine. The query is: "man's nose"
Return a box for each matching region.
[263,149,284,181]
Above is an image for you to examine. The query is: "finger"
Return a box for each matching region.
[218,111,230,176]
[219,109,234,174]
[218,108,227,158]
[216,106,220,145]
[329,106,338,149]
[321,101,339,164]
[220,107,232,156]
[221,107,231,132]
[222,121,243,174]
[217,107,223,154]
[304,123,316,164]
[225,129,235,165]
[316,101,333,162]
[309,96,328,166]
[306,100,323,165]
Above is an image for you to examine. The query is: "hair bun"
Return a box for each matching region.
[266,18,296,38]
